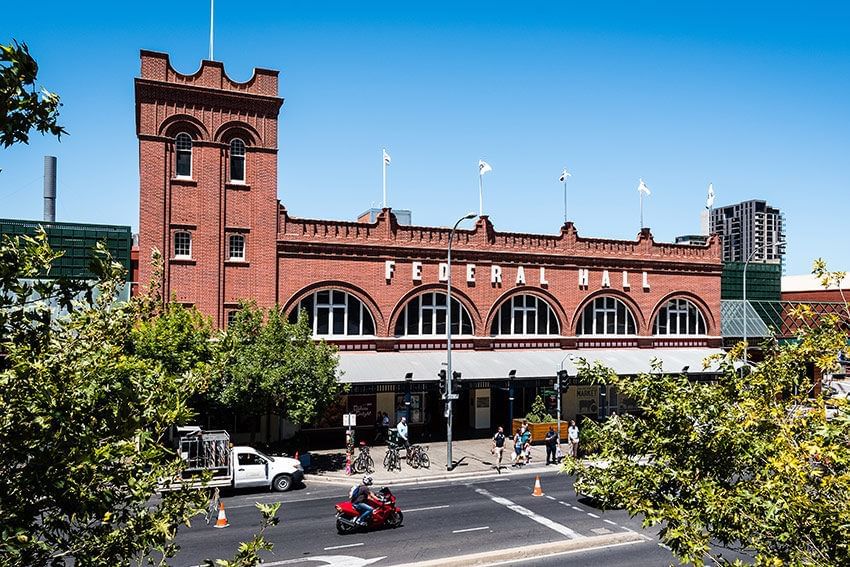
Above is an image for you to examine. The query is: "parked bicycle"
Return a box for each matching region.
[406,444,430,469]
[383,443,402,472]
[353,441,374,473]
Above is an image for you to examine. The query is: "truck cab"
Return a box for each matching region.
[233,446,303,492]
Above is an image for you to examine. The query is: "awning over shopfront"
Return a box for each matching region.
[337,348,725,384]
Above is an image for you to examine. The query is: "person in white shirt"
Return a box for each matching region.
[396,417,410,450]
[568,420,580,458]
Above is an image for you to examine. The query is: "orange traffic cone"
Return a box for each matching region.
[214,501,230,528]
[532,475,544,497]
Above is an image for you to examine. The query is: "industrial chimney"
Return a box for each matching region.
[43,156,57,222]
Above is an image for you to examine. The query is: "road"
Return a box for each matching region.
[170,470,743,566]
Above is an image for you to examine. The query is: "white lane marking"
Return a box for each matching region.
[323,543,365,551]
[471,539,645,566]
[474,487,584,539]
[452,526,490,533]
[405,504,451,513]
[259,555,386,566]
[571,506,583,511]
[659,543,672,550]
[587,512,600,518]
[545,495,556,500]
[603,519,617,525]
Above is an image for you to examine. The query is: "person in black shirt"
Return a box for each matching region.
[544,426,559,465]
[491,426,507,470]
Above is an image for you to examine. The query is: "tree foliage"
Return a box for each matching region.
[0,234,278,566]
[0,40,66,149]
[563,264,850,566]
[209,303,344,431]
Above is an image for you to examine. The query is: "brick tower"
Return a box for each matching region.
[135,51,283,326]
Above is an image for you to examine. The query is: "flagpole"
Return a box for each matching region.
[563,179,568,224]
[479,173,484,217]
[640,191,644,229]
[382,149,387,208]
[209,0,214,60]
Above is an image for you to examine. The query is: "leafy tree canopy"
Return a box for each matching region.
[209,303,344,430]
[0,40,66,149]
[563,263,850,567]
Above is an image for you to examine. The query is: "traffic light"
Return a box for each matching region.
[451,371,463,394]
[557,370,570,393]
[438,369,447,397]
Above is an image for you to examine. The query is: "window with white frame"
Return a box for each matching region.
[288,289,376,336]
[173,231,192,259]
[576,296,637,335]
[230,138,246,182]
[654,298,707,335]
[393,291,473,336]
[175,132,193,178]
[490,294,560,335]
[228,234,245,261]
[227,310,239,326]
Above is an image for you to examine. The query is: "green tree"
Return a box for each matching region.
[1,40,66,149]
[563,265,850,566]
[209,302,343,441]
[0,234,277,566]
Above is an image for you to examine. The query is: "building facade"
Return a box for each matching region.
[135,52,725,441]
[710,199,785,265]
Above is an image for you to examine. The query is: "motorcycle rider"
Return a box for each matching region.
[350,475,377,526]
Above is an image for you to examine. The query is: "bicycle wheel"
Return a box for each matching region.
[383,451,392,470]
[365,455,375,473]
[418,452,430,469]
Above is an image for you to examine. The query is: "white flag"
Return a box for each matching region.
[479,160,492,175]
[638,178,651,196]
[706,182,715,209]
[559,169,572,183]
[383,149,391,166]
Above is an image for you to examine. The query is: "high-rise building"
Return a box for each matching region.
[710,200,785,264]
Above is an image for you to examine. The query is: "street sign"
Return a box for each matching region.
[342,413,357,427]
[444,394,460,400]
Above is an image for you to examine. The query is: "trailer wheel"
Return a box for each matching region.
[272,474,293,492]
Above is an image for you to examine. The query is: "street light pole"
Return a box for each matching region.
[446,212,476,471]
[742,239,786,364]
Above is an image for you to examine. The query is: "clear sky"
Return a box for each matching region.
[3,1,848,275]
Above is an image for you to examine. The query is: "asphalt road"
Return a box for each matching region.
[170,470,739,566]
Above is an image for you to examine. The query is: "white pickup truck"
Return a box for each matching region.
[167,428,304,492]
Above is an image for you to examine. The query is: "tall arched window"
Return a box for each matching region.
[175,132,193,178]
[577,296,637,335]
[654,298,707,335]
[288,290,376,336]
[490,294,560,335]
[394,291,473,336]
[228,234,245,261]
[174,231,192,258]
[230,138,246,182]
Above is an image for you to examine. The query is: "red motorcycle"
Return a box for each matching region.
[334,486,404,534]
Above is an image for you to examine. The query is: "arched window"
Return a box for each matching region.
[576,296,637,335]
[654,298,707,335]
[174,231,192,258]
[175,132,193,178]
[288,290,376,336]
[230,138,246,182]
[490,294,560,335]
[394,291,473,336]
[228,234,245,261]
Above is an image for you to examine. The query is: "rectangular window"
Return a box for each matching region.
[316,307,330,335]
[176,152,191,178]
[228,235,245,261]
[332,306,345,335]
[174,232,191,258]
[347,299,361,335]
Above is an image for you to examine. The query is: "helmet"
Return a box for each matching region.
[362,475,373,486]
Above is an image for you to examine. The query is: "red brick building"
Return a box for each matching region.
[136,52,724,439]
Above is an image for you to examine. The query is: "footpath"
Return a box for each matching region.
[304,437,563,486]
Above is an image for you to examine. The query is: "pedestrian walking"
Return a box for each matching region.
[544,426,558,465]
[520,420,532,446]
[396,416,410,450]
[491,426,507,470]
[511,428,523,467]
[568,420,580,458]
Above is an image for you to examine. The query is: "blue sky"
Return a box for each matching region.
[3,1,848,275]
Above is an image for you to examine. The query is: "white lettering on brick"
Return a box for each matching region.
[491,265,502,284]
[622,270,630,289]
[466,263,476,284]
[516,266,526,285]
[601,270,610,288]
[539,267,548,286]
[412,261,423,282]
[578,269,589,288]
[439,263,449,282]
[385,260,395,281]
[642,271,650,290]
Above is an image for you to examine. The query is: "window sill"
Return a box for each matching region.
[171,177,197,186]
[226,182,251,190]
[225,259,250,266]
[170,257,196,265]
